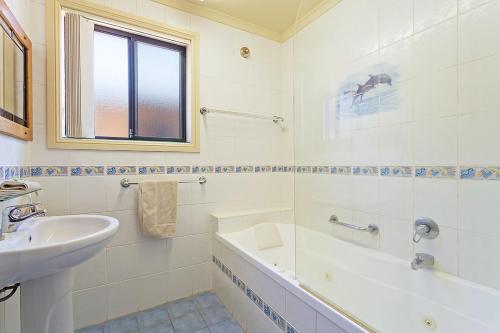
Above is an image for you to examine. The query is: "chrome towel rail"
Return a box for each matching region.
[328,215,379,235]
[120,177,207,188]
[200,107,284,124]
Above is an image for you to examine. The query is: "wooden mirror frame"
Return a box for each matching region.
[0,0,32,141]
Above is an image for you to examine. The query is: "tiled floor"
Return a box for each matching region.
[75,292,244,333]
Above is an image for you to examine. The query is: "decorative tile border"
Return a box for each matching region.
[138,166,165,175]
[460,167,500,180]
[30,166,68,177]
[0,164,498,181]
[215,165,235,173]
[166,166,191,174]
[353,166,379,176]
[415,166,456,179]
[330,166,352,175]
[71,166,105,176]
[213,255,300,333]
[380,166,413,177]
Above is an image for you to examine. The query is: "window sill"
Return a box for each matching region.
[48,137,200,152]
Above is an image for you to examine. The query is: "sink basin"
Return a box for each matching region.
[0,215,119,289]
[0,214,119,333]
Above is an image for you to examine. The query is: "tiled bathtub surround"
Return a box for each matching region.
[289,0,500,294]
[212,256,300,333]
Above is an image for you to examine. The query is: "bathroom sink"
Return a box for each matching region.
[0,215,119,333]
[0,215,119,289]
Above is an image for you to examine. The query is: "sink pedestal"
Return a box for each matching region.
[21,270,74,333]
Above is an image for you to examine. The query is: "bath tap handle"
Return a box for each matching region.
[413,218,439,243]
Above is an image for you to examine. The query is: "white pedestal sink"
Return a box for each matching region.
[0,215,119,333]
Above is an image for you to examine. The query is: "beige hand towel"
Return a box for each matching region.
[138,180,178,238]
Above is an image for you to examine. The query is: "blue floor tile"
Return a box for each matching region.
[75,325,104,333]
[138,306,170,328]
[193,293,222,309]
[209,320,244,333]
[200,305,231,326]
[193,329,211,333]
[166,298,198,319]
[139,322,174,333]
[171,312,207,332]
[105,314,139,333]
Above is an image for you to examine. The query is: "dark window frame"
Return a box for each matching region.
[94,24,187,143]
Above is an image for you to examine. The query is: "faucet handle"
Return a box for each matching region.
[413,218,439,243]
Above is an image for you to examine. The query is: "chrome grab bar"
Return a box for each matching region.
[120,176,207,188]
[328,215,379,235]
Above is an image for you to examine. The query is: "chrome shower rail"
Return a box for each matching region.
[120,177,207,188]
[328,215,379,235]
[200,107,285,124]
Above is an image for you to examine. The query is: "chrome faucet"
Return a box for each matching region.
[411,253,435,270]
[0,203,47,240]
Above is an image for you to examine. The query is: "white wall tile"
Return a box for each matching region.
[106,279,140,319]
[414,117,458,165]
[378,123,414,165]
[459,110,500,165]
[379,0,413,47]
[414,179,458,229]
[459,180,500,236]
[459,0,500,63]
[73,286,107,329]
[414,67,458,120]
[459,0,494,12]
[139,272,169,310]
[378,216,412,260]
[167,267,193,301]
[414,0,458,32]
[379,177,414,219]
[459,54,500,113]
[68,177,107,214]
[414,18,458,75]
[459,231,500,290]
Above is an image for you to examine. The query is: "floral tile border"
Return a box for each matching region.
[71,166,105,176]
[215,165,235,173]
[138,166,165,175]
[30,166,68,177]
[353,166,379,176]
[330,166,352,175]
[380,166,413,177]
[106,166,136,176]
[415,166,456,179]
[213,255,300,333]
[460,167,500,180]
[1,164,498,181]
[166,166,191,174]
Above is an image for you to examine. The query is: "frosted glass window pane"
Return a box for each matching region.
[94,31,129,138]
[136,41,183,139]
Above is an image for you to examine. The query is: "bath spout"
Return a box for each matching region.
[411,253,434,271]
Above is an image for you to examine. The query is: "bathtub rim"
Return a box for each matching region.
[215,230,371,333]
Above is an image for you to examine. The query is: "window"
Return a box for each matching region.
[93,26,186,142]
[46,0,200,152]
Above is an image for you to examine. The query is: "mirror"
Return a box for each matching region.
[0,1,32,141]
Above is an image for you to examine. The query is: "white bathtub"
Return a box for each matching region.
[215,222,500,333]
